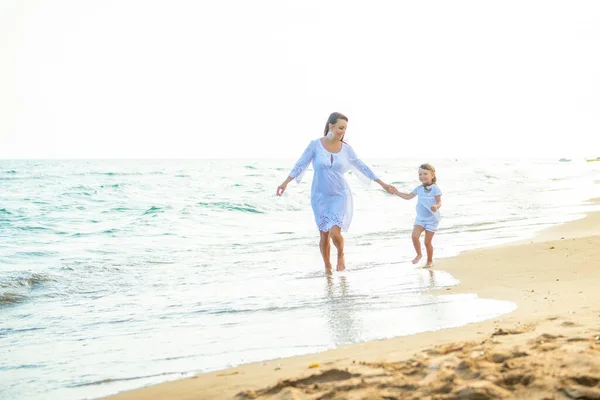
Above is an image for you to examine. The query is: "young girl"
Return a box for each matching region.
[393,164,442,268]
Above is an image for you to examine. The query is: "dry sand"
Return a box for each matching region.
[105,205,600,400]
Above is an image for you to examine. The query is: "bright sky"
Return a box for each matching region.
[1,0,599,159]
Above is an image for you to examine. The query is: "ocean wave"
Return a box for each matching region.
[0,363,43,370]
[60,191,96,197]
[190,303,319,316]
[10,225,60,235]
[70,371,185,388]
[445,217,527,232]
[101,207,130,214]
[143,206,168,215]
[0,272,56,289]
[0,292,28,305]
[70,232,95,238]
[0,327,45,335]
[197,201,264,214]
[84,172,144,176]
[69,184,96,191]
[13,251,60,258]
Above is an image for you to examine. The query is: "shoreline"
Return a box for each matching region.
[104,205,600,399]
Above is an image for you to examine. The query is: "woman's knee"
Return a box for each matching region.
[329,227,343,242]
[319,232,330,244]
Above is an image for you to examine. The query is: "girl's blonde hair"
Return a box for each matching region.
[419,163,437,185]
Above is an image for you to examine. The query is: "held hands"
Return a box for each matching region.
[382,183,397,195]
[279,180,397,197]
[431,204,438,212]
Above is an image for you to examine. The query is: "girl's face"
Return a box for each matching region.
[418,168,434,185]
[328,119,347,141]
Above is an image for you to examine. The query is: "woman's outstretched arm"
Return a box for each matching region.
[277,141,314,196]
[276,176,294,196]
[347,145,395,193]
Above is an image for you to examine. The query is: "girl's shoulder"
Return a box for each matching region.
[415,184,442,194]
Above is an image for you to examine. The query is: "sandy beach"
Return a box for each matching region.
[105,202,600,400]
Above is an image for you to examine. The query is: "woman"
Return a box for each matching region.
[277,112,395,274]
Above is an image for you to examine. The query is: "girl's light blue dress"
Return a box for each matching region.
[289,139,378,232]
[411,185,442,232]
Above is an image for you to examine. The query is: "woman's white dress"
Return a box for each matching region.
[289,139,378,232]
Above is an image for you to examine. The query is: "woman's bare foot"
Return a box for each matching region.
[336,253,346,271]
[424,260,433,268]
[412,254,422,264]
[325,266,333,275]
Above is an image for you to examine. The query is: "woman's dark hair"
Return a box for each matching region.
[323,112,348,139]
[420,163,437,185]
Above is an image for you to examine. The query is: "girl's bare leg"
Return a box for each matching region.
[319,230,332,273]
[424,230,435,268]
[412,225,425,264]
[329,226,345,271]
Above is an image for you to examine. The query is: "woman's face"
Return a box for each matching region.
[329,119,347,141]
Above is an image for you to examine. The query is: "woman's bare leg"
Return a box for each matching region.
[329,226,345,271]
[412,225,425,264]
[319,230,332,273]
[424,230,435,268]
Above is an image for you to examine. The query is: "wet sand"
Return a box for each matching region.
[105,205,600,399]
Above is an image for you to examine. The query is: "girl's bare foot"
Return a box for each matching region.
[412,254,422,264]
[336,253,346,271]
[325,266,333,275]
[424,260,433,268]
